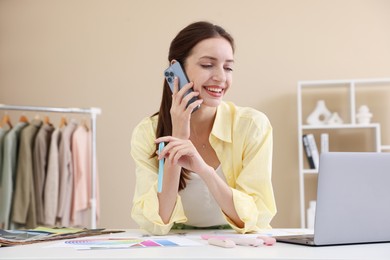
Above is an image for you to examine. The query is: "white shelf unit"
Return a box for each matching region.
[297,78,390,228]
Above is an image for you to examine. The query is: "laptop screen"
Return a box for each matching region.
[314,152,390,245]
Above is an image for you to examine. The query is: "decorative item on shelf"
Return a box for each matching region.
[302,134,319,170]
[306,100,332,125]
[356,105,373,124]
[302,135,315,169]
[326,112,344,125]
[320,133,329,153]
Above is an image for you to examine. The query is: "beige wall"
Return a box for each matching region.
[1,0,390,229]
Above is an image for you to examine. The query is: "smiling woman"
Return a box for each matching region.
[130,21,276,235]
[184,38,234,107]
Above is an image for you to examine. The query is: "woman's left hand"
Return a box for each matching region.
[155,136,211,175]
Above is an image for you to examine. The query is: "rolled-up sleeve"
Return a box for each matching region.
[232,111,276,233]
[130,117,187,235]
[212,102,277,233]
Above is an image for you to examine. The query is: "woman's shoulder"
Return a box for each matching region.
[135,114,158,127]
[222,101,271,126]
[132,114,158,139]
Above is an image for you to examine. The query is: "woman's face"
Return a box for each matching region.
[184,37,234,108]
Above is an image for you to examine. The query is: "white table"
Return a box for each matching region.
[1,229,390,260]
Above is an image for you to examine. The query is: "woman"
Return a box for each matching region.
[131,21,276,235]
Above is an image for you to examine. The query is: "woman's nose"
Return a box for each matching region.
[212,67,226,82]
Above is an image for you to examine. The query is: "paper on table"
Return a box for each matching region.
[46,235,203,250]
[0,227,124,247]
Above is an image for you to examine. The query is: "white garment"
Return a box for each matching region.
[179,166,228,227]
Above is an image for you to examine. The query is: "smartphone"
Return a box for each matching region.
[164,62,199,112]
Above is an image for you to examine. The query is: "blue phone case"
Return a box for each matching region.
[164,62,199,112]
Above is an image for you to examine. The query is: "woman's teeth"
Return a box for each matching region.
[206,87,222,93]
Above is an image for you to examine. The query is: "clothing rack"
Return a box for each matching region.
[0,104,102,229]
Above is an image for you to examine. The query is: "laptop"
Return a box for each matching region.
[276,152,390,246]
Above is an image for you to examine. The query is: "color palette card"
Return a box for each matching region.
[48,236,202,250]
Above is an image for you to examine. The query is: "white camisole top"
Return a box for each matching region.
[178,165,228,227]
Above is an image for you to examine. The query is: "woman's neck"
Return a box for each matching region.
[190,105,216,133]
[189,105,220,168]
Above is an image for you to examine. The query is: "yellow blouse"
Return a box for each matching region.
[130,101,277,235]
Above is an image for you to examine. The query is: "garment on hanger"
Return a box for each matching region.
[72,125,95,227]
[12,119,42,229]
[43,128,62,226]
[0,106,100,229]
[57,119,78,227]
[33,122,55,225]
[0,122,28,229]
[0,127,9,228]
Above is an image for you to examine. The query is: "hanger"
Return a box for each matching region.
[34,114,40,120]
[81,117,89,131]
[44,115,51,125]
[19,114,29,123]
[1,113,13,128]
[59,116,67,128]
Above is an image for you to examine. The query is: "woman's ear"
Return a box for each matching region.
[170,59,177,65]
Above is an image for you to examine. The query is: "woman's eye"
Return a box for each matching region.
[200,64,212,68]
[225,67,233,72]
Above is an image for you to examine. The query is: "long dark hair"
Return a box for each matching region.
[153,21,235,191]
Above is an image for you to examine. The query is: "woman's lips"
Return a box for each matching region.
[204,86,224,97]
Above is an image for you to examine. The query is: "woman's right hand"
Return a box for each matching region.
[170,77,202,139]
[156,136,211,176]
